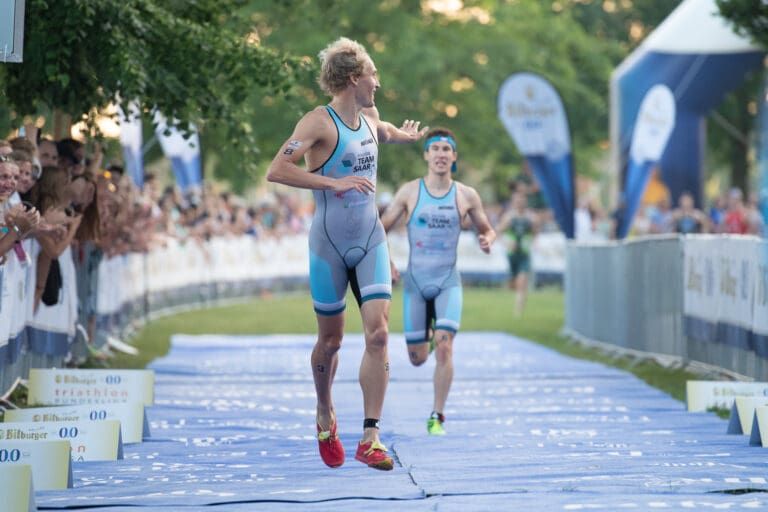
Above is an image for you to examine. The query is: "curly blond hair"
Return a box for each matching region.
[318,37,370,96]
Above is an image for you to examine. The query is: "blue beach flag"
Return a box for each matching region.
[610,0,764,212]
[152,110,203,193]
[498,72,575,238]
[616,84,676,239]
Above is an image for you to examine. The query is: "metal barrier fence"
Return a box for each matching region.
[565,234,768,380]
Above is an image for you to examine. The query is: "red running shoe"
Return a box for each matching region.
[317,420,345,468]
[354,440,394,471]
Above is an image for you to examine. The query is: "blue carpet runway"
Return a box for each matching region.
[35,333,768,510]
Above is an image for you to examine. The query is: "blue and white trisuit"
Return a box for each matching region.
[403,179,463,343]
[308,106,392,316]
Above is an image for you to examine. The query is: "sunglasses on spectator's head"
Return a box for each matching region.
[0,154,12,163]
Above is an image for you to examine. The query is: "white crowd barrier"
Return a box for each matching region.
[1,231,565,397]
[682,235,768,375]
[0,234,311,397]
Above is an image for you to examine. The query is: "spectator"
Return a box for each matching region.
[1,156,39,260]
[8,136,37,157]
[27,165,82,311]
[722,187,749,235]
[592,206,614,241]
[95,171,122,257]
[9,136,43,182]
[610,196,627,239]
[118,173,155,252]
[1,152,40,363]
[37,138,58,168]
[57,138,87,178]
[671,191,709,234]
[157,191,187,241]
[230,205,255,236]
[630,203,651,237]
[1,154,19,206]
[708,192,728,230]
[649,195,674,234]
[0,140,12,157]
[640,166,670,214]
[9,150,39,200]
[70,170,101,359]
[141,173,162,207]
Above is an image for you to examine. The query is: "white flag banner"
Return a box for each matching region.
[498,72,571,159]
[152,110,202,192]
[498,72,575,237]
[618,84,676,238]
[116,100,145,189]
[629,84,676,164]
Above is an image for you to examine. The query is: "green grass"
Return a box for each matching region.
[105,286,698,403]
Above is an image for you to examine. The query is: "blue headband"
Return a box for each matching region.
[424,136,456,152]
[424,136,458,173]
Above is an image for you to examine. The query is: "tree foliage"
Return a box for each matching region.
[567,0,681,51]
[713,0,767,193]
[1,0,691,197]
[716,0,768,47]
[233,0,632,198]
[0,0,310,173]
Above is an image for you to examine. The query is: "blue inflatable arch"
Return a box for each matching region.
[610,0,764,212]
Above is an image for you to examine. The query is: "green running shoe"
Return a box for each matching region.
[427,413,446,435]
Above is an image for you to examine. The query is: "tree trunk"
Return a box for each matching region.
[52,110,72,141]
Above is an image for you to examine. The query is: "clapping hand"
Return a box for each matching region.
[5,203,40,239]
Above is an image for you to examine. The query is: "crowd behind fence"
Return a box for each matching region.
[0,131,578,400]
[1,132,348,398]
[6,131,765,400]
[1,229,535,398]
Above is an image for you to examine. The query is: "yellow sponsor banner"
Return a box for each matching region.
[5,402,149,444]
[726,397,768,435]
[0,464,36,512]
[686,380,768,412]
[749,406,768,447]
[0,440,72,490]
[0,420,123,461]
[28,368,154,406]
